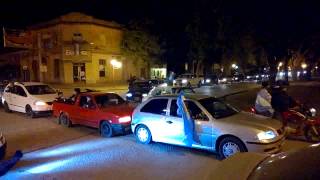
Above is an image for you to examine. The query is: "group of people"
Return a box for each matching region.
[255,81,299,125]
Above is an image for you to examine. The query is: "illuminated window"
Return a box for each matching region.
[99,59,106,77]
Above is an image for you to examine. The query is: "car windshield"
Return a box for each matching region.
[199,98,238,119]
[95,94,125,108]
[25,85,56,95]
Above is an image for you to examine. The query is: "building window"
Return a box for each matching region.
[54,59,60,79]
[99,59,106,77]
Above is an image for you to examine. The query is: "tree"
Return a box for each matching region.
[121,19,163,78]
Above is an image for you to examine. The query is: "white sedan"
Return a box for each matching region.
[2,82,58,118]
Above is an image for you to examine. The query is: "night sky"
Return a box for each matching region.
[1,0,320,71]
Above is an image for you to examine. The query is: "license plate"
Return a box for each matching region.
[134,97,140,101]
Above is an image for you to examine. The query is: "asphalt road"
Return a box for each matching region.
[1,82,313,179]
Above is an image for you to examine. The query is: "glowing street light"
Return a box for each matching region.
[301,63,307,69]
[110,59,122,82]
[231,64,239,69]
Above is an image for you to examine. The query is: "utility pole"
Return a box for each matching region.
[37,33,43,82]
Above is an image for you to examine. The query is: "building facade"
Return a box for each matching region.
[1,12,155,83]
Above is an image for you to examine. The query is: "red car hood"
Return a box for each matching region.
[100,104,134,117]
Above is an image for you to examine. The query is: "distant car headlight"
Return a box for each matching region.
[142,93,148,97]
[118,116,131,123]
[205,79,211,83]
[257,130,276,140]
[173,80,176,84]
[246,76,251,79]
[126,93,133,97]
[34,101,46,106]
[182,79,188,84]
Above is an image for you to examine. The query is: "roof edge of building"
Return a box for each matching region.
[28,12,123,30]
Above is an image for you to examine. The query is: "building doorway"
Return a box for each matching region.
[73,63,86,82]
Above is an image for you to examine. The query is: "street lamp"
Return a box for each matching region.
[301,63,307,69]
[110,59,122,82]
[231,64,238,69]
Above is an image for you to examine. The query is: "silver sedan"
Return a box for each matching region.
[131,94,285,158]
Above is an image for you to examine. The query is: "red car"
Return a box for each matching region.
[53,92,134,137]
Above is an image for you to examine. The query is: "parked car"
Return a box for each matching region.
[0,133,7,160]
[126,80,153,102]
[142,83,195,102]
[201,75,219,86]
[148,79,165,87]
[53,92,134,137]
[173,73,203,87]
[1,82,58,117]
[131,94,285,159]
[208,143,320,180]
[232,74,245,82]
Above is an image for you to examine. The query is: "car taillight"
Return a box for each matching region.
[118,116,131,123]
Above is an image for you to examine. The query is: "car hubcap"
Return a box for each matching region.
[137,128,148,142]
[222,142,240,157]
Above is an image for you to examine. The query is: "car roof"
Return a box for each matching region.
[15,82,47,86]
[79,92,118,96]
[152,94,212,100]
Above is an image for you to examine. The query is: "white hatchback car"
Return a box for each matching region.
[2,82,58,117]
[131,95,285,158]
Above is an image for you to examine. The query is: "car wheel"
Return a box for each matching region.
[135,125,152,144]
[60,113,72,127]
[100,121,113,137]
[3,102,11,113]
[26,105,36,118]
[218,137,247,159]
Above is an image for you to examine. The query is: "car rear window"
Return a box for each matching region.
[141,99,168,115]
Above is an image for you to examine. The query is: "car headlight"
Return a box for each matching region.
[205,79,211,83]
[173,80,176,83]
[126,93,133,97]
[257,130,276,141]
[142,93,148,97]
[182,79,188,84]
[118,116,131,123]
[34,101,47,106]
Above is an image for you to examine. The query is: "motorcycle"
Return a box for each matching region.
[250,104,320,142]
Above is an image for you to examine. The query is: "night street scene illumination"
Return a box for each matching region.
[0,0,320,179]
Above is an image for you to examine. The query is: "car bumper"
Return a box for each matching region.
[111,124,131,135]
[34,110,53,116]
[245,136,285,154]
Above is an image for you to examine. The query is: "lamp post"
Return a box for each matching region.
[110,59,122,82]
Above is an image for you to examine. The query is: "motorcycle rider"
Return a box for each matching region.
[255,81,274,117]
[271,86,299,123]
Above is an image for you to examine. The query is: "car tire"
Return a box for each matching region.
[218,136,247,159]
[26,105,36,118]
[3,101,11,113]
[60,113,72,127]
[100,121,113,137]
[135,125,152,144]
